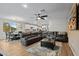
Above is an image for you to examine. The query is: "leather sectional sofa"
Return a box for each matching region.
[21,32,43,46]
[55,32,68,42]
[46,31,68,42]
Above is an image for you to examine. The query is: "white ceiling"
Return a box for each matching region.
[0,3,72,24]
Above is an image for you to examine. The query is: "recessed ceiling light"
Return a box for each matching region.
[22,4,27,8]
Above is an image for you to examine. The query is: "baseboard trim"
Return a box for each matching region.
[69,42,76,56]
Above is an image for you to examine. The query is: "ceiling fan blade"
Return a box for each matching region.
[41,15,48,17]
[41,17,45,20]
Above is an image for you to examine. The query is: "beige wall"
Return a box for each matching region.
[68,31,79,55]
[49,19,68,31]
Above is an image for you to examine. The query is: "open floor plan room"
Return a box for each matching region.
[0,3,79,56]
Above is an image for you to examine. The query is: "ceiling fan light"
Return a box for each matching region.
[44,17,47,20]
[37,17,41,20]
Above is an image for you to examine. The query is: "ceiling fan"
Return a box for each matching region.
[34,13,48,20]
[30,9,48,20]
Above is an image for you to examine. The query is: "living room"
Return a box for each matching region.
[0,3,79,56]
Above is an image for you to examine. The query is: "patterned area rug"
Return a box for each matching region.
[26,41,62,56]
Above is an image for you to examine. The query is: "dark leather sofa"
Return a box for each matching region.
[45,31,68,42]
[21,32,43,46]
[55,32,68,42]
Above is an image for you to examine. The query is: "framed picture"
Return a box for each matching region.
[3,22,11,32]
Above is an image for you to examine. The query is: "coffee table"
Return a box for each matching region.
[41,38,55,50]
